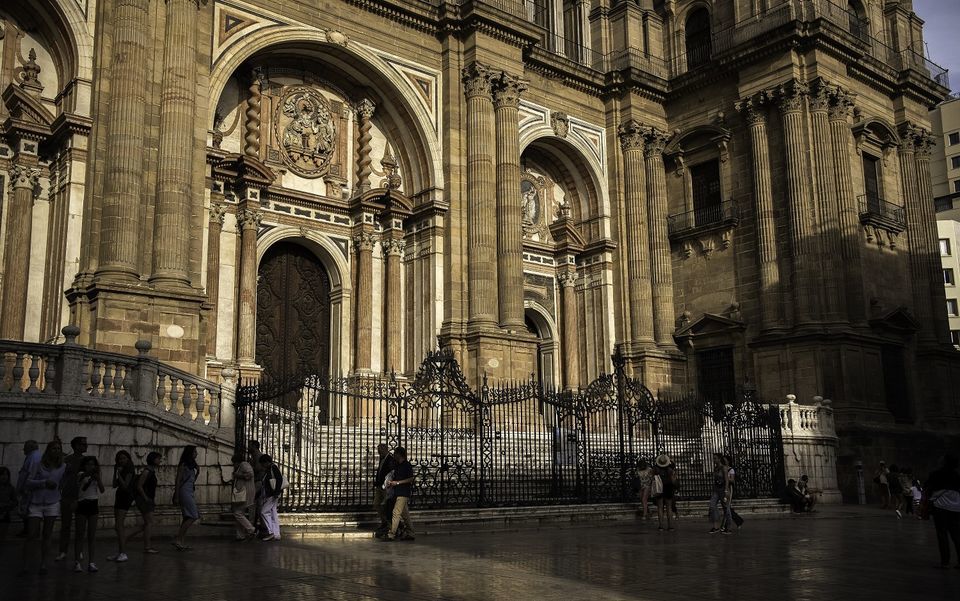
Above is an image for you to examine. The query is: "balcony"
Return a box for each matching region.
[858,194,905,232]
[668,200,739,238]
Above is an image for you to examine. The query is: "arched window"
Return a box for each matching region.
[685,8,712,69]
[848,1,868,41]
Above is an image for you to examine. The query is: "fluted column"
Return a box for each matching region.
[462,63,498,329]
[236,208,262,363]
[558,270,581,390]
[1,165,41,339]
[492,72,528,330]
[353,231,377,372]
[808,81,844,322]
[205,203,225,356]
[828,90,866,323]
[97,0,151,281]
[776,81,816,324]
[644,128,675,346]
[355,99,376,193]
[151,0,201,287]
[897,127,933,342]
[914,131,950,344]
[618,120,654,345]
[244,70,263,158]
[737,95,782,329]
[382,237,405,372]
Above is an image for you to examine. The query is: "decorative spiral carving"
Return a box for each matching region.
[244,70,263,158]
[355,99,375,191]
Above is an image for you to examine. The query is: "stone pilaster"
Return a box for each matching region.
[244,69,263,158]
[737,94,782,330]
[644,127,675,347]
[808,81,844,322]
[897,126,935,342]
[97,0,151,281]
[776,81,816,325]
[1,165,41,339]
[492,71,528,330]
[151,0,202,288]
[617,120,654,345]
[462,62,498,330]
[558,270,580,390]
[355,99,375,193]
[205,203,225,357]
[382,237,405,372]
[235,208,262,364]
[828,89,866,323]
[914,131,950,344]
[353,231,377,372]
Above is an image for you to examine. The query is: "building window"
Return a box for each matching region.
[685,8,712,69]
[946,269,956,285]
[862,153,882,213]
[950,132,960,146]
[952,156,960,169]
[952,331,960,347]
[690,160,723,227]
[948,299,959,316]
[847,1,868,41]
[941,238,952,256]
[954,180,960,194]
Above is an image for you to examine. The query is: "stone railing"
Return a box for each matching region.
[0,326,224,430]
[778,394,841,503]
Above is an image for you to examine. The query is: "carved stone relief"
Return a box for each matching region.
[274,86,338,178]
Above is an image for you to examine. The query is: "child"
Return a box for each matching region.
[74,456,104,573]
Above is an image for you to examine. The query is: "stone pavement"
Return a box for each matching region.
[1,507,958,601]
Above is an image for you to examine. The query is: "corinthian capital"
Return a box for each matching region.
[617,119,645,151]
[8,164,41,195]
[209,202,226,225]
[557,270,578,288]
[775,80,808,113]
[462,62,493,100]
[827,87,855,122]
[356,98,375,121]
[491,72,528,109]
[353,231,378,252]
[237,208,262,231]
[643,128,670,158]
[381,238,406,257]
[807,78,834,112]
[735,93,768,127]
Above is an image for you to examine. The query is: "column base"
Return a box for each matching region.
[461,328,539,387]
[618,343,686,390]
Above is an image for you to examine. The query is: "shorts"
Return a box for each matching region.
[76,499,99,516]
[115,490,135,511]
[28,502,60,518]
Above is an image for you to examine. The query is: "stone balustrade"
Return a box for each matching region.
[778,394,841,504]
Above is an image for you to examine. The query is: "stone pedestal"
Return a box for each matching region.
[462,329,539,387]
[619,344,684,391]
[779,397,842,504]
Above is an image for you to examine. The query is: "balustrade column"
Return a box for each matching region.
[737,96,782,329]
[828,91,866,323]
[492,72,528,330]
[462,63,498,329]
[353,232,377,372]
[382,237,405,372]
[1,165,41,339]
[205,203,225,356]
[235,209,262,363]
[808,82,844,322]
[914,132,950,344]
[644,128,675,346]
[97,0,151,280]
[558,270,581,390]
[777,81,816,324]
[150,0,201,287]
[618,120,654,345]
[355,99,376,193]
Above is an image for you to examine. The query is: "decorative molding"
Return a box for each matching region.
[550,111,569,138]
[353,231,378,251]
[491,72,528,109]
[8,164,41,195]
[462,62,494,100]
[237,208,263,231]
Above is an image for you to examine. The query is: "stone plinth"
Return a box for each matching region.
[779,397,842,504]
[462,329,539,387]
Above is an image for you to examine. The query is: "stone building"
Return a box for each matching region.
[1,0,958,498]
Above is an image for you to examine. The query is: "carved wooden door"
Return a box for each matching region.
[256,242,331,382]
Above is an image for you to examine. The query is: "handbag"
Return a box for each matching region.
[650,474,664,496]
[231,483,247,504]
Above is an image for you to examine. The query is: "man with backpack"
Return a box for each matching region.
[257,455,284,541]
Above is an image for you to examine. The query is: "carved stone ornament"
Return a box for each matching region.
[520,171,548,239]
[462,62,492,99]
[617,119,645,151]
[735,94,768,127]
[557,270,578,288]
[775,80,808,113]
[19,48,43,93]
[237,208,263,231]
[643,127,669,158]
[274,86,337,178]
[353,231,378,252]
[209,202,227,225]
[8,164,41,195]
[381,238,406,257]
[551,111,569,138]
[491,72,527,109]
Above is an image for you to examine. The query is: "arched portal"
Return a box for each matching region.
[256,241,332,381]
[685,7,712,69]
[524,305,559,391]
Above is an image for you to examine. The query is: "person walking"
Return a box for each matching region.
[106,450,137,563]
[172,446,200,551]
[708,453,732,534]
[652,454,677,531]
[22,440,66,575]
[383,447,416,542]
[73,456,104,573]
[924,455,960,569]
[257,454,284,541]
[133,451,162,554]
[248,440,265,536]
[56,436,87,562]
[889,464,905,518]
[875,461,890,509]
[636,459,654,520]
[373,444,394,536]
[16,441,40,537]
[230,454,256,541]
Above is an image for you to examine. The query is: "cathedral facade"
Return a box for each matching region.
[2,0,958,484]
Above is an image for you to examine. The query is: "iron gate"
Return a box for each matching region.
[235,350,785,512]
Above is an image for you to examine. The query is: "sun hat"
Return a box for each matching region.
[655,454,671,468]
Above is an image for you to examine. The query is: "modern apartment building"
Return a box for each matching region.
[932,96,960,211]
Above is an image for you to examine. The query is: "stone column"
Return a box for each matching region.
[617,120,654,345]
[828,90,866,323]
[462,63,498,329]
[151,0,201,287]
[644,127,675,346]
[558,270,581,390]
[382,237,405,372]
[355,99,376,193]
[244,69,263,158]
[808,81,844,322]
[576,0,592,64]
[914,131,950,344]
[235,208,262,363]
[777,81,816,324]
[97,0,151,281]
[353,231,377,372]
[492,72,528,330]
[205,203,226,356]
[1,165,41,339]
[898,128,934,341]
[737,95,782,330]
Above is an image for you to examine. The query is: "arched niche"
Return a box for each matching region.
[524,302,560,390]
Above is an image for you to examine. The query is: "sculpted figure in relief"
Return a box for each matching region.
[276,86,337,177]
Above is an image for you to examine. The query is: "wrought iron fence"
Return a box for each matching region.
[858,194,905,228]
[235,350,785,512]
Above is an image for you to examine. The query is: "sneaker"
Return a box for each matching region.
[73,562,83,573]
[87,563,98,573]
[259,535,275,541]
[720,529,732,535]
[55,553,67,562]
[114,553,128,563]
[708,528,719,534]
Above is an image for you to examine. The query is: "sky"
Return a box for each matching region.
[913,0,960,94]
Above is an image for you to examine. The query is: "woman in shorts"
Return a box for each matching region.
[106,450,137,563]
[74,456,104,572]
[22,440,65,575]
[134,452,161,554]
